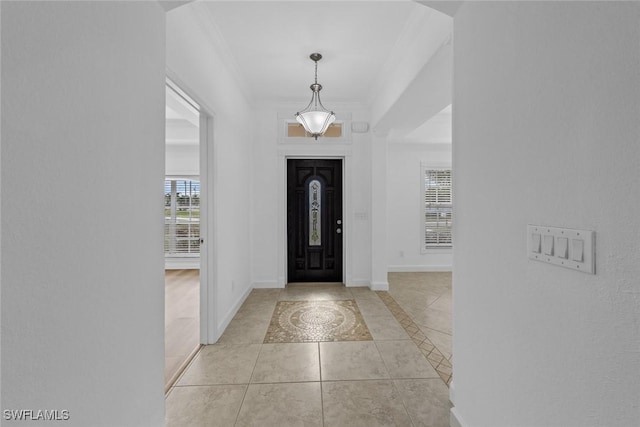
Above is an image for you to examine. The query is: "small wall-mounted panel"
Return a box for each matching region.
[527,225,595,274]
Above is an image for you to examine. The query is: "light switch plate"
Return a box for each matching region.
[527,225,595,274]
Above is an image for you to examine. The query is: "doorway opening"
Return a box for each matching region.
[287,159,344,284]
[164,81,202,390]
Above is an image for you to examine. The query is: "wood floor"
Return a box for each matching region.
[165,269,200,391]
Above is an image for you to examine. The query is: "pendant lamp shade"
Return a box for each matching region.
[295,53,335,140]
[296,108,336,136]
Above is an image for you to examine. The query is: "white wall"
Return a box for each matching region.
[452,2,640,426]
[387,142,452,271]
[247,109,279,287]
[166,4,254,339]
[0,1,3,409]
[1,2,166,425]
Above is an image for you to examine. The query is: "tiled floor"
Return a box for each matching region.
[166,272,452,427]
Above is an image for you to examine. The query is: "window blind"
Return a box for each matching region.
[424,169,452,248]
[164,179,200,256]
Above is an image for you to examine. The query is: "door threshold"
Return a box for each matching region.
[286,282,345,288]
[164,344,202,395]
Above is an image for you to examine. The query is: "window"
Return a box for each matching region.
[287,122,343,138]
[423,167,452,249]
[278,112,352,144]
[164,179,200,256]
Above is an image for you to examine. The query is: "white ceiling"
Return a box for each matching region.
[166,86,199,145]
[193,1,435,106]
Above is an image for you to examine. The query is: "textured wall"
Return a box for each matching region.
[452,2,640,426]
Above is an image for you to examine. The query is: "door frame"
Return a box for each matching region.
[277,146,353,286]
[166,73,218,344]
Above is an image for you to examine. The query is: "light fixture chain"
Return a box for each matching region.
[314,60,318,85]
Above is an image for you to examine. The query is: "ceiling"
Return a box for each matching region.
[190,1,439,106]
[166,85,199,145]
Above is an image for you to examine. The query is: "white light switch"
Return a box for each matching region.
[543,235,554,256]
[572,239,584,262]
[556,237,568,259]
[531,233,541,253]
[527,225,595,274]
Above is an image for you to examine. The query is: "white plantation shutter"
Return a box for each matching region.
[423,168,452,249]
[164,179,200,256]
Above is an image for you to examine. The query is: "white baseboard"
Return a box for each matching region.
[165,257,200,270]
[346,279,370,287]
[215,285,252,342]
[370,281,389,291]
[450,407,467,427]
[449,380,456,406]
[252,280,283,289]
[388,265,452,272]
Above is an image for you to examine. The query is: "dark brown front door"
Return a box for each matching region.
[287,159,343,282]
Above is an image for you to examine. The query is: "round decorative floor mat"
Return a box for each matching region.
[264,300,373,343]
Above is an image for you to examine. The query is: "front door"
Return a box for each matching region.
[287,159,343,282]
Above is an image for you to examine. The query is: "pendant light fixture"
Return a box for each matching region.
[295,53,335,140]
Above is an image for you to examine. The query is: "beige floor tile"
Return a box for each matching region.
[322,380,412,427]
[235,382,322,427]
[405,306,452,335]
[251,343,320,383]
[376,340,439,379]
[278,287,353,301]
[320,341,388,381]
[165,384,246,427]
[420,326,452,360]
[363,314,410,341]
[354,298,393,317]
[234,302,276,321]
[348,286,380,300]
[245,288,282,302]
[394,379,451,427]
[388,288,442,307]
[428,294,452,313]
[216,317,270,344]
[177,344,261,386]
